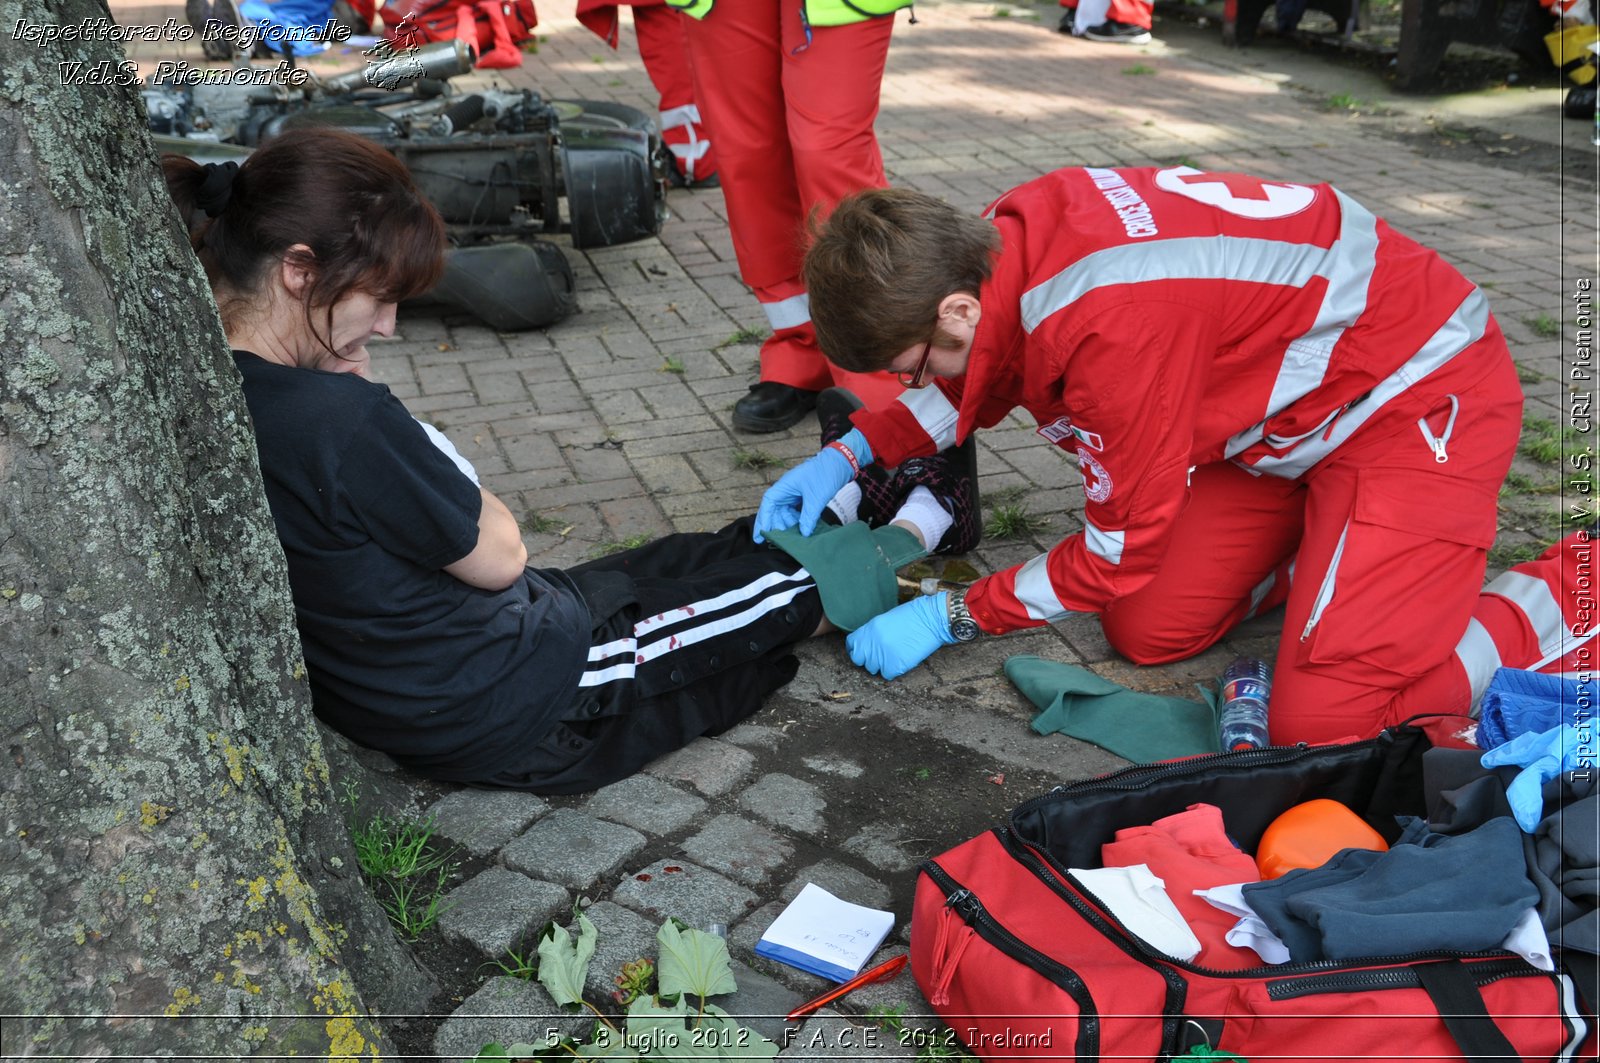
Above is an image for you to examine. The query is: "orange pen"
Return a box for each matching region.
[784,954,910,1022]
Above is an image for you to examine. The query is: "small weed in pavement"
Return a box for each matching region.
[1122,63,1155,75]
[732,447,782,470]
[1521,417,1587,465]
[347,796,458,941]
[1325,92,1369,111]
[985,504,1050,539]
[487,945,539,980]
[869,1004,976,1061]
[658,356,685,374]
[1515,360,1543,384]
[1525,313,1560,338]
[590,533,652,559]
[521,511,567,535]
[714,326,768,349]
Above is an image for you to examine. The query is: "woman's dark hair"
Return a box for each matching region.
[163,128,446,347]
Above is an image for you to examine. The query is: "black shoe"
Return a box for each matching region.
[816,387,896,523]
[1564,84,1596,121]
[667,167,721,190]
[891,435,982,555]
[732,381,819,434]
[1083,20,1153,43]
[1057,9,1075,33]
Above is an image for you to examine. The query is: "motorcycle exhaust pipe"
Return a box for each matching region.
[320,39,474,95]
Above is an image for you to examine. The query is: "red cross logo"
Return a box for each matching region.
[1175,171,1290,201]
[1156,167,1317,219]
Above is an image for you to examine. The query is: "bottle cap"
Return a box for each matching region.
[1255,799,1388,879]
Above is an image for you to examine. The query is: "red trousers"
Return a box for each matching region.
[1100,331,1524,743]
[575,2,717,183]
[682,0,903,408]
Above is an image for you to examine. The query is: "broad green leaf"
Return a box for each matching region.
[698,1008,777,1061]
[574,1025,645,1060]
[473,1044,508,1061]
[537,911,598,1006]
[656,921,736,999]
[625,995,690,1055]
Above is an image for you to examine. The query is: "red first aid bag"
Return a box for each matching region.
[911,725,1597,1062]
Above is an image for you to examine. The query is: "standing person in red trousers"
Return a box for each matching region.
[757,167,1594,744]
[672,0,914,433]
[576,0,718,187]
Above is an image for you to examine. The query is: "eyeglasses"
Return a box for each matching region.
[896,339,935,389]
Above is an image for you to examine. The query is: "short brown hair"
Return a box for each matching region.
[803,189,1000,373]
[163,129,446,349]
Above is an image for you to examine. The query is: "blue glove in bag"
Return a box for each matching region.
[1480,723,1598,831]
[846,592,956,680]
[753,428,873,543]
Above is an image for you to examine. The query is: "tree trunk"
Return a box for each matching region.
[0,1,433,1055]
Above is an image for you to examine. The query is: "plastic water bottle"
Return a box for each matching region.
[1218,657,1273,752]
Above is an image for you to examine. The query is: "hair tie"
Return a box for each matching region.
[196,161,240,218]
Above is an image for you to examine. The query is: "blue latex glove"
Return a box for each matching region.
[846,592,957,680]
[753,428,873,543]
[1481,723,1598,831]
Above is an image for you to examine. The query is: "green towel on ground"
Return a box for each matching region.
[1006,654,1221,764]
[767,522,926,632]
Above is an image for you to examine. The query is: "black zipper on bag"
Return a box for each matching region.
[1014,741,1343,814]
[995,830,1192,1057]
[1267,958,1546,1000]
[921,860,1101,1063]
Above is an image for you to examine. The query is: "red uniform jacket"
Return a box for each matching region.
[852,166,1500,635]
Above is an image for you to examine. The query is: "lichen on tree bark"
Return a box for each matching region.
[0,0,430,1055]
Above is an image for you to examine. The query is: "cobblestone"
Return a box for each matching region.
[502,810,647,891]
[737,774,827,836]
[423,790,549,858]
[680,814,796,888]
[436,868,569,958]
[583,775,708,836]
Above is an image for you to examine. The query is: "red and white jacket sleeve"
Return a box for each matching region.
[965,305,1212,635]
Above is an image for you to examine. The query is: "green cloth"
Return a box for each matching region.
[767,522,926,632]
[1006,655,1222,764]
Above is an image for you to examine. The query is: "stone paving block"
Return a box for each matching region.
[644,737,757,797]
[423,789,549,858]
[502,809,647,891]
[721,722,790,752]
[779,860,892,911]
[713,959,806,1045]
[681,814,795,887]
[565,899,662,1003]
[839,822,924,875]
[431,975,594,1063]
[737,774,827,836]
[611,858,760,930]
[584,774,707,836]
[437,868,570,959]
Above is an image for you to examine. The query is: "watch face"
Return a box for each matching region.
[950,617,981,643]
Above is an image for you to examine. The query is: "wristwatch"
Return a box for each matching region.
[946,588,981,643]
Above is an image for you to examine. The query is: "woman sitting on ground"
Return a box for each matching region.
[162,128,965,794]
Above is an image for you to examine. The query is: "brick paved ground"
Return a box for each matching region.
[108,0,1598,1057]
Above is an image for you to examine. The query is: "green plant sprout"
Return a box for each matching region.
[475,916,778,1062]
[984,503,1050,539]
[345,794,458,941]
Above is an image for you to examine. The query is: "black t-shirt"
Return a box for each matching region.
[233,352,590,779]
